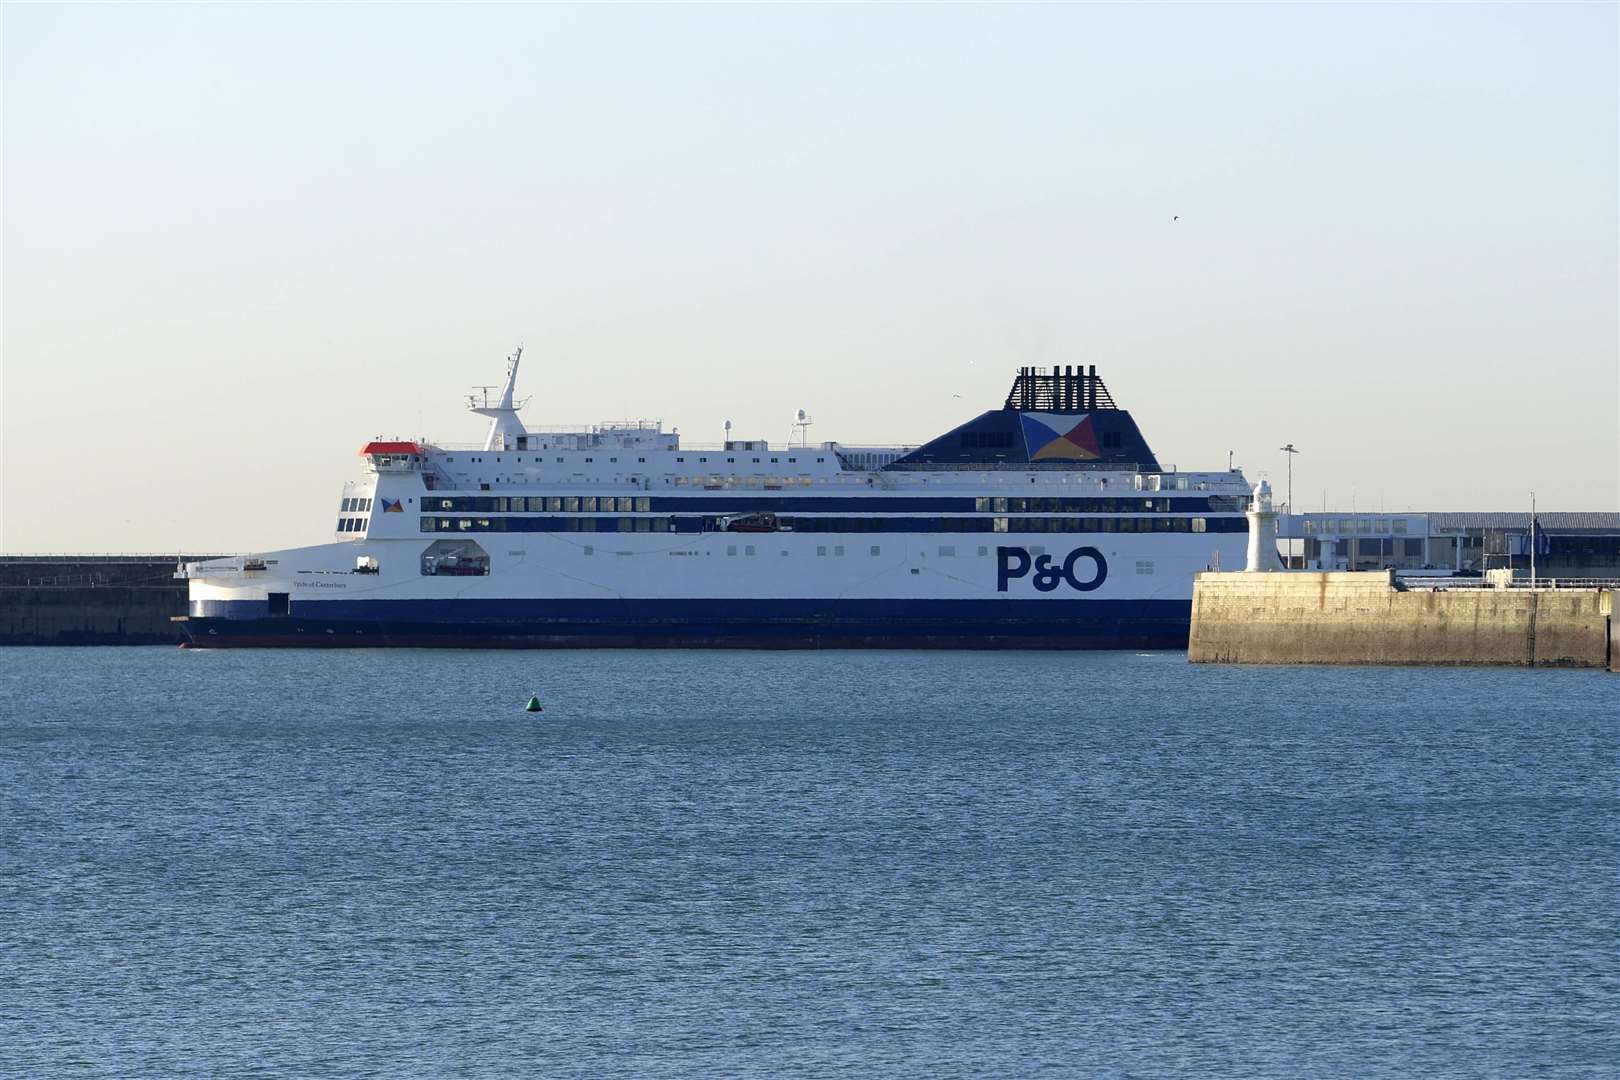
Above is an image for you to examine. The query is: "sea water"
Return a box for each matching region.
[2,649,1615,1078]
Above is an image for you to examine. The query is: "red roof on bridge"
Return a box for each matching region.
[360,441,425,456]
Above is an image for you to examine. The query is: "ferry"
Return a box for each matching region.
[178,354,1253,648]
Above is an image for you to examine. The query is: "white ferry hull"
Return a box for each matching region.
[181,529,1245,649]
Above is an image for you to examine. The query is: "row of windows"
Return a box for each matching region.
[419,494,1238,515]
[426,496,653,513]
[341,497,373,513]
[974,496,1239,513]
[1301,517,1411,536]
[1323,538,1425,557]
[419,515,1239,535]
[448,453,831,466]
[337,517,368,533]
[956,430,1127,451]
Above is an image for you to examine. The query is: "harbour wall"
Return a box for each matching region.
[0,558,190,646]
[1188,571,1613,668]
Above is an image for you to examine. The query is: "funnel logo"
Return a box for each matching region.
[1021,412,1101,462]
[997,545,1108,593]
[380,498,404,513]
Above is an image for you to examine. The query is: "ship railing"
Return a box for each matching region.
[884,461,1145,473]
[1395,576,1620,591]
[0,553,235,561]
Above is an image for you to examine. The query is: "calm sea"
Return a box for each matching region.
[2,648,1615,1078]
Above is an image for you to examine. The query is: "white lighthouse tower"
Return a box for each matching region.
[1244,480,1286,572]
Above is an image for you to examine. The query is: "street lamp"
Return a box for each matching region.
[1279,444,1299,511]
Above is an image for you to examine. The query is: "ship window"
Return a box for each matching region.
[556,457,563,463]
[547,498,562,512]
[619,497,636,512]
[816,545,827,556]
[978,546,988,557]
[420,517,433,532]
[564,497,579,512]
[745,545,756,556]
[727,457,734,463]
[1357,520,1372,534]
[993,518,1009,533]
[939,545,955,557]
[583,546,593,556]
[1136,560,1154,575]
[638,457,646,463]
[1375,519,1389,534]
[1302,520,1315,534]
[869,545,881,556]
[727,545,737,556]
[699,457,708,463]
[1393,519,1409,534]
[636,497,651,512]
[585,457,593,463]
[335,519,345,532]
[1192,518,1207,533]
[610,457,618,463]
[581,497,597,512]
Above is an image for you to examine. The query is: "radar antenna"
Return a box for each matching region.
[790,408,814,448]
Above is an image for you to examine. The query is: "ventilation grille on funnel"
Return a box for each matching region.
[1003,366,1117,411]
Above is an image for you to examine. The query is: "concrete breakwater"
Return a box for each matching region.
[0,557,193,645]
[1189,571,1614,668]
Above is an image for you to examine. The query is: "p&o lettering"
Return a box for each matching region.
[996,545,1107,593]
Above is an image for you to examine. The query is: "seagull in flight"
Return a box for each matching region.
[1172,215,1180,221]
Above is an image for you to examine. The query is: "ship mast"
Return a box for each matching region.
[468,347,531,450]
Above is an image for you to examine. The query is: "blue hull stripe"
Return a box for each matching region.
[183,597,1191,649]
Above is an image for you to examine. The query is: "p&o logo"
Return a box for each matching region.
[997,545,1107,593]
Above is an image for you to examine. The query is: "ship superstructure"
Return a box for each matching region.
[180,356,1253,647]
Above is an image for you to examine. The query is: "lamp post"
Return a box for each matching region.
[1530,491,1536,590]
[1278,444,1299,512]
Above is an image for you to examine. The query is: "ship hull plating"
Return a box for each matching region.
[178,598,1192,650]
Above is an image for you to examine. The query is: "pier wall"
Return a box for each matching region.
[1189,571,1612,668]
[0,558,188,645]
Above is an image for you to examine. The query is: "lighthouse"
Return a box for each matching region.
[1244,480,1286,572]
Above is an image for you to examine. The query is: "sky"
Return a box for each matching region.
[3,3,1616,553]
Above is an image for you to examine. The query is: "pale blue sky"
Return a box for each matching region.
[4,3,1615,552]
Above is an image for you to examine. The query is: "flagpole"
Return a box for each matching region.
[1529,492,1536,590]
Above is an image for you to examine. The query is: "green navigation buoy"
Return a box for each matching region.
[525,695,543,713]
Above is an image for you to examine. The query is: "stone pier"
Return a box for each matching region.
[1189,570,1613,668]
